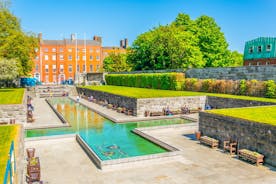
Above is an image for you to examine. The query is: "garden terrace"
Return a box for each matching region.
[0,88,25,104]
[0,125,20,183]
[83,85,276,103]
[207,106,276,126]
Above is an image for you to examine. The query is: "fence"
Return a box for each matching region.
[3,141,16,184]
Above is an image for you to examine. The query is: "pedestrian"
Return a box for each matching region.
[76,95,80,102]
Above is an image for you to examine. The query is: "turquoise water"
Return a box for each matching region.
[26,98,191,160]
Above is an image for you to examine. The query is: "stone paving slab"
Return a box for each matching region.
[24,127,276,184]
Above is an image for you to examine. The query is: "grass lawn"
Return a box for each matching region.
[83,85,276,103]
[0,125,20,184]
[208,106,276,126]
[0,88,25,104]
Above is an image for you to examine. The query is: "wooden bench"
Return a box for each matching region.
[150,111,164,116]
[200,136,219,148]
[238,149,264,166]
[223,141,237,155]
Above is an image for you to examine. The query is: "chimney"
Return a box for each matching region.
[38,33,42,43]
[120,40,124,48]
[124,38,128,48]
[71,33,75,40]
[93,35,102,43]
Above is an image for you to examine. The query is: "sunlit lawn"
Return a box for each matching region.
[208,106,276,126]
[0,88,24,104]
[83,85,276,103]
[0,125,20,183]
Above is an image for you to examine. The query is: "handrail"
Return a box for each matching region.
[3,141,16,184]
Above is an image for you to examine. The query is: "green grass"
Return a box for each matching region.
[208,106,276,126]
[83,85,276,103]
[0,88,25,104]
[0,125,20,184]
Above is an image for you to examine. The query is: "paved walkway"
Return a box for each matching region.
[24,97,65,129]
[25,127,276,184]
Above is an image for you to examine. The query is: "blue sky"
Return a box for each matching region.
[10,0,276,53]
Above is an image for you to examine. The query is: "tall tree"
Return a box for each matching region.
[0,57,19,87]
[195,15,231,67]
[0,1,38,75]
[103,53,132,72]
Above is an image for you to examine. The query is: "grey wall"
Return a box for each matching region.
[0,104,26,123]
[207,96,276,109]
[186,65,276,81]
[199,112,276,167]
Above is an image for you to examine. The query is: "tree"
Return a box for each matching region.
[229,51,243,66]
[0,1,38,75]
[0,57,19,87]
[128,25,204,70]
[195,15,231,67]
[103,53,132,72]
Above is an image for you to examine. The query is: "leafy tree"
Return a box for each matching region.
[103,53,132,72]
[195,15,231,67]
[0,57,19,87]
[0,1,38,75]
[229,51,243,66]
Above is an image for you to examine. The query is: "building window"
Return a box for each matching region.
[68,55,72,61]
[52,55,56,61]
[96,55,100,61]
[266,44,271,52]
[68,48,72,52]
[82,48,86,52]
[44,48,48,52]
[45,75,49,83]
[52,48,56,52]
[89,48,93,53]
[82,65,86,72]
[82,56,86,61]
[52,65,56,73]
[44,55,48,60]
[59,48,63,52]
[96,65,99,71]
[60,64,64,73]
[257,46,262,53]
[96,49,100,53]
[59,55,64,60]
[77,65,79,72]
[35,56,39,60]
[45,65,49,73]
[249,47,253,54]
[89,56,93,61]
[266,61,270,65]
[35,64,39,72]
[90,65,93,72]
[77,56,80,60]
[68,65,72,72]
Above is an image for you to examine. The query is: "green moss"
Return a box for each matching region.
[0,88,25,104]
[82,85,276,103]
[0,125,20,183]
[208,106,276,126]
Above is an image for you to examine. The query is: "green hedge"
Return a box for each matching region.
[105,73,185,90]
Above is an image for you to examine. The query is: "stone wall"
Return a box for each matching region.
[77,87,137,115]
[137,96,206,117]
[0,104,26,123]
[185,65,276,81]
[207,96,276,109]
[199,112,276,167]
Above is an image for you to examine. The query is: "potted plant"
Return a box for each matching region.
[195,131,201,140]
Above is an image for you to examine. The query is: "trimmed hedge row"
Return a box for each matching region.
[183,79,276,98]
[105,73,185,90]
[105,73,276,98]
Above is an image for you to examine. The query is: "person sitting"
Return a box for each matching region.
[205,104,212,110]
[165,106,172,115]
[88,95,94,102]
[181,105,190,114]
[76,96,80,102]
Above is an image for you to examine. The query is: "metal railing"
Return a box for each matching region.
[3,141,16,184]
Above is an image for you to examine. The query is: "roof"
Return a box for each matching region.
[41,39,101,46]
[102,46,125,50]
[244,37,276,60]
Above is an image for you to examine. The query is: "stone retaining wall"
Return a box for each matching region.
[207,96,276,109]
[199,112,276,167]
[0,104,26,123]
[185,65,276,81]
[137,96,206,117]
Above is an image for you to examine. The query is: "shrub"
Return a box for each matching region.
[239,80,247,95]
[265,80,276,98]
